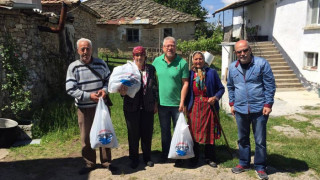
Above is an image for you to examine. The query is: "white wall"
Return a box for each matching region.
[232,0,276,40]
[273,0,320,85]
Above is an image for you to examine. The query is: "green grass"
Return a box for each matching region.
[7,57,320,177]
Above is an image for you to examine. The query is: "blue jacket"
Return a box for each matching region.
[186,67,225,111]
[227,56,276,114]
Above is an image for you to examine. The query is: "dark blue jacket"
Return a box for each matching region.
[186,67,225,111]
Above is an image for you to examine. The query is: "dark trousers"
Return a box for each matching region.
[193,142,216,162]
[124,109,154,162]
[77,107,111,168]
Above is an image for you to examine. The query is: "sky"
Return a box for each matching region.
[202,0,238,25]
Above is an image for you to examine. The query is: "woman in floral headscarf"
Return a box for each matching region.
[118,46,158,169]
[185,51,225,168]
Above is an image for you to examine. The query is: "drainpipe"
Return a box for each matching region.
[38,2,67,33]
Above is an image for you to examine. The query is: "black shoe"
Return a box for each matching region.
[189,158,198,168]
[205,159,217,168]
[130,160,139,169]
[107,164,118,172]
[78,166,96,175]
[174,159,184,167]
[159,155,168,163]
[145,160,154,167]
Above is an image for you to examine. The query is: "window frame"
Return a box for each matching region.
[304,51,319,70]
[127,28,139,42]
[307,0,320,26]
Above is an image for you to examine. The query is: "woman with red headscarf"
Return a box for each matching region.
[119,46,158,169]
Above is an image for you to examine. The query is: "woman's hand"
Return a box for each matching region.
[118,85,128,96]
[207,96,217,106]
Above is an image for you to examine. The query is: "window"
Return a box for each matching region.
[127,29,139,42]
[308,0,320,25]
[164,28,172,38]
[304,52,318,70]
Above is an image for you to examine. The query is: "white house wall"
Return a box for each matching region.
[233,0,276,40]
[273,0,320,85]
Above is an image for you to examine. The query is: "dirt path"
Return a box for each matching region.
[1,108,320,179]
[0,143,319,180]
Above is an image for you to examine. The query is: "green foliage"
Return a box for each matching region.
[0,33,31,118]
[31,97,78,138]
[176,27,223,55]
[153,0,208,20]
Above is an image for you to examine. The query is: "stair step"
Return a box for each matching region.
[274,74,297,79]
[276,79,300,83]
[261,54,283,59]
[276,83,303,88]
[271,66,291,70]
[273,70,294,74]
[270,62,289,66]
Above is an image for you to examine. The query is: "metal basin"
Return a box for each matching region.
[0,118,18,148]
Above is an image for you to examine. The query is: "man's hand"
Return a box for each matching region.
[263,107,272,116]
[90,93,100,102]
[97,89,106,98]
[230,106,235,116]
[90,90,106,102]
[207,96,217,106]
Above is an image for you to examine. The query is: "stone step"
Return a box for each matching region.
[276,87,306,91]
[267,58,286,62]
[271,66,291,70]
[261,54,283,59]
[272,69,294,74]
[252,50,279,55]
[274,74,297,79]
[276,83,303,88]
[270,62,289,66]
[275,79,300,83]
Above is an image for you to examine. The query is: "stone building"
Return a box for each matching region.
[0,0,100,118]
[83,0,201,55]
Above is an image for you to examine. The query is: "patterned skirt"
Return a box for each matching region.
[187,95,221,145]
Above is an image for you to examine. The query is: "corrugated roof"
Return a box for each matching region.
[213,0,262,15]
[83,0,201,25]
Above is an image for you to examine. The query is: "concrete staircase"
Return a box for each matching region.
[250,41,304,90]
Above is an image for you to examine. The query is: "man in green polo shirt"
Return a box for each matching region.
[152,36,189,165]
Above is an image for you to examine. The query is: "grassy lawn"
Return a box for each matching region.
[7,56,320,177]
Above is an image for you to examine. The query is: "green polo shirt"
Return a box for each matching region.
[152,54,189,106]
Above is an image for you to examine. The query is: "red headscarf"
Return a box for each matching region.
[132,46,146,57]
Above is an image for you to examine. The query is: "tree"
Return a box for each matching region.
[153,0,208,20]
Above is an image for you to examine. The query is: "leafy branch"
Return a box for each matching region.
[0,33,31,117]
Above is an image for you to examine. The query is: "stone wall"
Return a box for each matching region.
[0,9,65,118]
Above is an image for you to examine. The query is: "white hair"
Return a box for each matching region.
[77,38,92,49]
[163,36,176,45]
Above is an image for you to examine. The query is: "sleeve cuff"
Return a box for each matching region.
[83,92,91,101]
[264,104,272,108]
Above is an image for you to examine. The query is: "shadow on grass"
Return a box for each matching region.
[267,153,309,175]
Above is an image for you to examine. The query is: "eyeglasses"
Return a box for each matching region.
[163,45,175,49]
[236,48,249,54]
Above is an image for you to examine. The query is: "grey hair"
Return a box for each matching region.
[163,36,176,45]
[77,38,92,49]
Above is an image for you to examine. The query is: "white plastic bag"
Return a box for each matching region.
[108,61,141,98]
[90,97,118,149]
[168,112,195,159]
